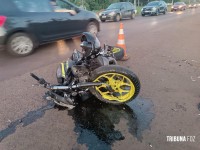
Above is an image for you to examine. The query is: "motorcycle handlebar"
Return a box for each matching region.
[30,73,40,81]
[30,73,50,89]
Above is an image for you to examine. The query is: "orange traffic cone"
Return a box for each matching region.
[116,23,129,61]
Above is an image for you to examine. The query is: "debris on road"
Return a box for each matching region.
[191,60,198,63]
[149,143,153,148]
[171,108,177,112]
[7,120,11,123]
[191,76,196,82]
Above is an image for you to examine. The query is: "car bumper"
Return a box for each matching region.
[0,27,6,45]
[99,15,115,21]
[171,8,183,11]
[0,36,6,50]
[141,11,156,15]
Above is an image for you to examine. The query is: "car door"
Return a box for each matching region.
[31,12,77,41]
[53,0,82,37]
[120,4,127,18]
[126,3,133,17]
[9,0,63,42]
[158,1,164,12]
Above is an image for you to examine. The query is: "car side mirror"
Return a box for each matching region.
[75,7,80,13]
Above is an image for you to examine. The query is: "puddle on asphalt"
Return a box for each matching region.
[67,97,155,150]
[0,102,54,142]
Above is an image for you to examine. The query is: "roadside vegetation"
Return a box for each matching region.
[69,0,183,11]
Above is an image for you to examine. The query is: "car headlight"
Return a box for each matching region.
[171,6,174,8]
[152,7,157,11]
[99,12,102,16]
[141,8,144,11]
[109,11,116,16]
[179,6,182,8]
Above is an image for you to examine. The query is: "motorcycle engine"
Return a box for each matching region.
[89,56,117,70]
[71,65,89,82]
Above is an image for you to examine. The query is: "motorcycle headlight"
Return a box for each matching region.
[152,7,157,11]
[109,11,116,16]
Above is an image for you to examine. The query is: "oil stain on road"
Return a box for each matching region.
[0,101,55,142]
[67,97,155,150]
[0,97,154,150]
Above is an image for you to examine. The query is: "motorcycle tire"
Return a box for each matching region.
[111,46,124,61]
[90,65,140,105]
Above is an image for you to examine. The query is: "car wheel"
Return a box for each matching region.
[87,22,98,36]
[142,14,145,16]
[130,13,135,19]
[7,33,35,56]
[101,20,106,22]
[114,14,120,22]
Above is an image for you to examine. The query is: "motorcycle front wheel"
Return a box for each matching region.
[90,65,140,104]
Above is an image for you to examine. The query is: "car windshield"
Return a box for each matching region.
[147,1,159,6]
[107,3,121,10]
[174,2,183,5]
[11,0,52,12]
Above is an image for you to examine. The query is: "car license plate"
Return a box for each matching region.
[102,16,106,19]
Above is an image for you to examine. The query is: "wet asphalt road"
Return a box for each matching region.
[0,9,200,150]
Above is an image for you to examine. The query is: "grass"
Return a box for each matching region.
[136,6,143,15]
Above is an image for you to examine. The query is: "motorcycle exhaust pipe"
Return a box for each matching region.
[50,82,102,90]
[73,82,103,88]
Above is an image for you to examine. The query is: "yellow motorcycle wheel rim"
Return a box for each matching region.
[94,73,135,102]
[112,47,121,54]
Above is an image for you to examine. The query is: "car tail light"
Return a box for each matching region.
[0,16,7,27]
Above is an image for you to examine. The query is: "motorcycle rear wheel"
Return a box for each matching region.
[90,65,140,104]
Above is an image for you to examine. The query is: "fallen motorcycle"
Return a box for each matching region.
[31,32,140,109]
